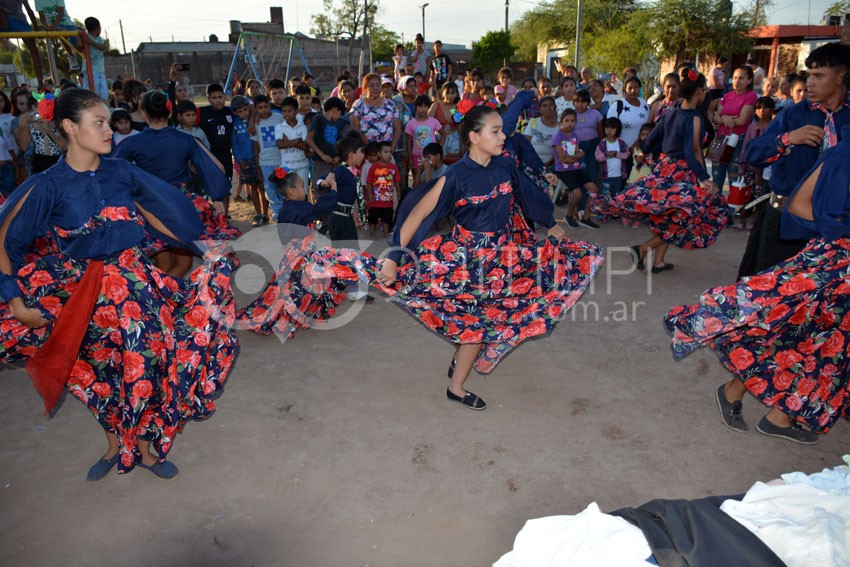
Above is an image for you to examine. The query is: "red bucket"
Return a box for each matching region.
[728,179,752,210]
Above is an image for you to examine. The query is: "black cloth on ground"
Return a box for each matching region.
[610,494,787,567]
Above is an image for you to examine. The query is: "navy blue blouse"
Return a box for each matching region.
[782,131,850,241]
[645,107,709,181]
[276,191,338,226]
[112,126,231,201]
[332,165,359,205]
[0,157,204,302]
[388,154,556,262]
[744,97,850,197]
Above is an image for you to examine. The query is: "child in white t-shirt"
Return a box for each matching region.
[274,97,310,183]
[392,44,408,83]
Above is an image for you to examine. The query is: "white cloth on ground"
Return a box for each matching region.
[493,502,654,567]
[720,481,850,567]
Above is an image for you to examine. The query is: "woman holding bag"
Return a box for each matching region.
[710,66,757,190]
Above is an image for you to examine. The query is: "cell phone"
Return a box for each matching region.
[175,63,190,72]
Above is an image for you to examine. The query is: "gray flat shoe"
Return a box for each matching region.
[715,384,748,433]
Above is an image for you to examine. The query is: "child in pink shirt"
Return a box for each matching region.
[404,94,443,169]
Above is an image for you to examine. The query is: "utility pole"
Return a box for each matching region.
[119,19,127,54]
[575,0,583,67]
[505,0,509,33]
[419,3,429,40]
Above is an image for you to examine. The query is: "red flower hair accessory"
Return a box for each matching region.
[274,166,292,179]
[687,69,699,82]
[484,99,502,110]
[32,91,56,122]
[451,99,476,123]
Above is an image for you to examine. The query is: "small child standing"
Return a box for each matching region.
[494,67,518,106]
[175,101,210,149]
[110,109,138,146]
[360,142,379,188]
[231,95,268,226]
[628,123,655,184]
[418,142,448,185]
[392,44,408,82]
[251,94,284,222]
[275,96,311,184]
[307,97,346,194]
[365,141,401,238]
[404,95,443,171]
[595,117,630,220]
[552,108,599,229]
[573,89,603,183]
[736,96,776,230]
[81,17,108,99]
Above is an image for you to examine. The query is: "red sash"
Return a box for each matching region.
[26,259,104,414]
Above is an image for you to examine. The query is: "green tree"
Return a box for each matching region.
[644,0,754,68]
[471,30,516,75]
[310,0,378,68]
[826,1,850,15]
[370,24,399,61]
[511,0,641,62]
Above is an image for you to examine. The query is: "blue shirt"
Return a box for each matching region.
[332,165,359,205]
[276,191,338,225]
[0,157,203,302]
[113,126,231,201]
[744,97,850,196]
[231,117,254,162]
[389,154,556,263]
[645,107,709,181]
[782,129,850,240]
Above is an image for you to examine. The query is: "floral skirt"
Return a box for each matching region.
[0,246,239,472]
[145,191,242,255]
[664,237,850,433]
[592,156,731,249]
[239,214,603,374]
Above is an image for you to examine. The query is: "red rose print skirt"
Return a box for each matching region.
[665,237,850,433]
[0,245,240,472]
[239,210,603,375]
[592,156,731,249]
[145,191,242,256]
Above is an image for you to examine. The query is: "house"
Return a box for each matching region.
[747,21,846,78]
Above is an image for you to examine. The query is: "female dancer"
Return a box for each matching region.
[665,131,850,444]
[594,71,729,272]
[0,89,238,479]
[113,91,240,277]
[376,105,602,409]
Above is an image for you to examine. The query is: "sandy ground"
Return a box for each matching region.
[1,197,846,567]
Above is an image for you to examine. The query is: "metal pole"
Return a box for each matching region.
[119,19,127,54]
[45,39,58,85]
[505,0,509,33]
[419,4,429,41]
[575,0,583,68]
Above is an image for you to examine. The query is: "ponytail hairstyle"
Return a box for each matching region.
[269,166,302,196]
[140,90,171,120]
[458,104,499,149]
[53,88,105,136]
[679,70,707,102]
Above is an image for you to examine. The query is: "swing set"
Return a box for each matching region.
[0,29,94,88]
[223,31,313,95]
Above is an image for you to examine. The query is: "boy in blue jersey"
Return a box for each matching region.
[231,95,268,225]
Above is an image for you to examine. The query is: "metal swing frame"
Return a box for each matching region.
[223,31,313,95]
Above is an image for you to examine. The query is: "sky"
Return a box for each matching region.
[63,0,840,51]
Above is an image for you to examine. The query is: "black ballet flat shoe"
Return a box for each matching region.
[631,245,645,271]
[651,263,675,274]
[446,388,486,410]
[447,357,456,379]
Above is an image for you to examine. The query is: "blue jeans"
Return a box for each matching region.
[261,164,283,214]
[711,143,742,191]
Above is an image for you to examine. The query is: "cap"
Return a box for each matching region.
[381,75,393,85]
[230,95,249,109]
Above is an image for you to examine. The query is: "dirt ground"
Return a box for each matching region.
[1,197,846,567]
